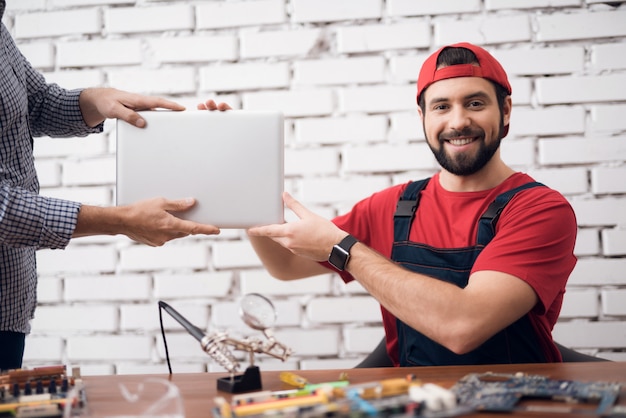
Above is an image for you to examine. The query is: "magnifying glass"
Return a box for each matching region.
[239,293,277,331]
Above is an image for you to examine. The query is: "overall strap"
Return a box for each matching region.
[393,178,431,242]
[476,181,545,246]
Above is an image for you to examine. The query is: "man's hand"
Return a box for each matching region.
[74,198,220,246]
[79,87,185,128]
[247,192,347,261]
[197,99,231,111]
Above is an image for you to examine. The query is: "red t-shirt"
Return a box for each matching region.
[331,172,577,364]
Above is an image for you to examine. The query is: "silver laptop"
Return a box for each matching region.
[116,110,284,228]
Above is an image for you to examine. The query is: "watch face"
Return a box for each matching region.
[329,245,349,270]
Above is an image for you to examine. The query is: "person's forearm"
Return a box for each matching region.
[78,88,106,128]
[72,205,123,237]
[344,243,531,354]
[248,235,326,280]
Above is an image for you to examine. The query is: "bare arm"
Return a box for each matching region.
[74,198,220,246]
[248,192,538,354]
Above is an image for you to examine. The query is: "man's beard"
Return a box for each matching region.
[425,119,505,176]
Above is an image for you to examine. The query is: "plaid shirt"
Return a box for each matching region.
[1,7,102,333]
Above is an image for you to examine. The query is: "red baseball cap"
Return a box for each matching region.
[416,42,512,136]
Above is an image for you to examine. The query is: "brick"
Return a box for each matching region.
[526,167,588,195]
[344,327,385,353]
[14,8,101,39]
[108,67,196,95]
[16,41,54,69]
[510,106,585,137]
[36,246,118,274]
[344,143,437,173]
[388,0,481,16]
[590,104,626,133]
[485,0,579,9]
[574,228,600,257]
[67,336,152,360]
[57,39,142,68]
[62,157,115,186]
[389,54,428,82]
[559,288,599,318]
[591,42,626,71]
[307,297,381,323]
[509,78,532,105]
[292,0,382,23]
[105,5,193,34]
[571,198,626,227]
[32,305,117,332]
[122,303,208,332]
[41,70,104,90]
[294,115,388,145]
[34,134,108,158]
[148,35,238,63]
[154,271,232,299]
[241,28,323,59]
[243,89,334,117]
[591,167,626,194]
[5,0,45,11]
[119,243,208,272]
[539,136,626,165]
[498,46,584,76]
[23,337,64,362]
[196,0,285,29]
[537,10,626,42]
[500,138,535,167]
[601,289,626,316]
[338,85,416,113]
[299,176,390,205]
[435,15,531,45]
[337,20,430,54]
[39,185,111,206]
[240,270,334,296]
[389,112,425,141]
[51,0,129,6]
[211,240,264,269]
[36,276,63,303]
[294,56,385,86]
[536,74,626,104]
[568,258,626,286]
[199,62,290,92]
[274,328,339,356]
[34,160,61,188]
[553,320,626,348]
[602,228,626,256]
[65,274,151,302]
[285,147,340,176]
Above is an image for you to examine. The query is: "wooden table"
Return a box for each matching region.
[82,362,626,417]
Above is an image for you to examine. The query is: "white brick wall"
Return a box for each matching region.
[2,1,623,373]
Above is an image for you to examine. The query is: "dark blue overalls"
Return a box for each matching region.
[391,178,548,366]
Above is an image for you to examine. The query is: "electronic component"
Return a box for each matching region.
[451,372,622,415]
[0,366,85,418]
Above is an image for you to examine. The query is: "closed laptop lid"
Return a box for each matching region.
[116,110,284,229]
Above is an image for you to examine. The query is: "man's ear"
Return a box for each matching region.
[417,106,424,123]
[502,96,512,127]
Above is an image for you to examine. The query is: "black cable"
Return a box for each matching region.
[158,302,173,375]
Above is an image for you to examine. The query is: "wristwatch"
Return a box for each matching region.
[328,234,358,271]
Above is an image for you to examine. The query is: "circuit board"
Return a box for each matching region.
[451,372,622,415]
[212,371,623,418]
[0,366,86,418]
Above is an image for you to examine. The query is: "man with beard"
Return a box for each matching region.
[246,42,578,366]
